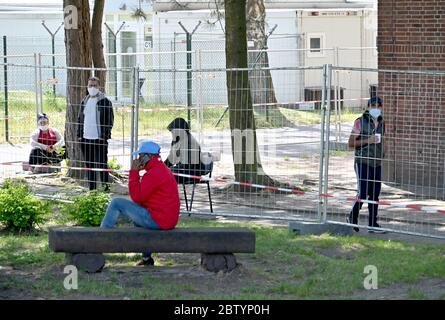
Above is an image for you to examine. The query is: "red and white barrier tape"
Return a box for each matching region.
[173,173,445,215]
[1,161,444,215]
[0,162,127,173]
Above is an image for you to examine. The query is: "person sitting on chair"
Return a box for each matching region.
[164,117,208,184]
[28,113,65,171]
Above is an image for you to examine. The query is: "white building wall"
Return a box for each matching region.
[152,9,302,106]
[0,12,66,96]
[300,8,377,108]
[152,8,377,108]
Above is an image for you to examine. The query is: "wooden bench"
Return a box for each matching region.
[48,227,255,273]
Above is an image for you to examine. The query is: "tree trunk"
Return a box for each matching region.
[246,0,295,128]
[91,0,107,90]
[63,0,92,181]
[225,0,276,190]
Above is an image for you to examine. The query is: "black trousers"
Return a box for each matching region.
[29,147,65,165]
[80,139,109,190]
[350,162,382,227]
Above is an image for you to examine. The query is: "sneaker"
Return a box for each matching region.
[368,224,387,234]
[136,257,154,266]
[346,216,359,233]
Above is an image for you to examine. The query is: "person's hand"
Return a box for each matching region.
[367,135,379,144]
[46,145,54,153]
[131,159,143,171]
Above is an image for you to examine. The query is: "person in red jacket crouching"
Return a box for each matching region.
[100,141,180,266]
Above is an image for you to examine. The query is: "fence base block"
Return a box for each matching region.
[289,222,353,236]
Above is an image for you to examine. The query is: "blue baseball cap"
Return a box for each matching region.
[368,96,383,106]
[132,141,161,157]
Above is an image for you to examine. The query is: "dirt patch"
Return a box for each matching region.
[317,248,354,260]
[351,278,445,300]
[0,254,266,300]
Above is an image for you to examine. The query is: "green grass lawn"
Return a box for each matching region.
[1,218,444,300]
[280,108,361,126]
[0,90,231,142]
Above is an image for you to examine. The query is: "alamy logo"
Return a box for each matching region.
[363,265,378,290]
[63,265,78,290]
[64,5,78,30]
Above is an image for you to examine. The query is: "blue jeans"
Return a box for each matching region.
[101,197,160,258]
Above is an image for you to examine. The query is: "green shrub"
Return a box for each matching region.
[62,191,111,226]
[0,179,49,231]
[108,158,122,171]
[108,158,124,179]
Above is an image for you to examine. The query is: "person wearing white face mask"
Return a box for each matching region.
[77,76,114,191]
[347,96,386,234]
[28,113,65,172]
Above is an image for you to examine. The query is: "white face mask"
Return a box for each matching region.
[38,125,49,131]
[87,87,99,97]
[369,108,382,119]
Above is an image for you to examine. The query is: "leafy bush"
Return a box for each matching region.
[0,179,49,231]
[61,191,111,226]
[108,158,124,179]
[108,158,122,171]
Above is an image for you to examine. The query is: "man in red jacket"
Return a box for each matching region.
[100,141,180,266]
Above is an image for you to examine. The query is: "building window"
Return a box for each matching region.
[310,38,321,52]
[307,33,325,57]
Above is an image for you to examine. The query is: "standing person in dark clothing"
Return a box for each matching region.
[347,96,386,234]
[77,76,114,190]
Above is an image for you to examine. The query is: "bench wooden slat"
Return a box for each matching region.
[48,227,256,254]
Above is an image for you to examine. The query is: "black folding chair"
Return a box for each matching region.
[182,153,213,213]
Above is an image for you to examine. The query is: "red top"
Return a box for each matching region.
[352,118,387,135]
[128,156,180,230]
[38,128,58,146]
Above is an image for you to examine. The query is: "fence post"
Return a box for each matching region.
[173,32,177,103]
[104,22,125,100]
[334,70,340,142]
[51,36,56,95]
[317,64,328,222]
[130,67,136,165]
[195,49,203,145]
[3,36,9,142]
[42,21,63,96]
[178,21,201,129]
[336,71,342,142]
[322,64,333,223]
[33,53,39,118]
[130,104,135,166]
[134,66,140,153]
[38,53,43,113]
[186,32,192,128]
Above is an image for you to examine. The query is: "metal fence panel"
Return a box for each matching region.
[325,66,445,239]
[0,59,444,240]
